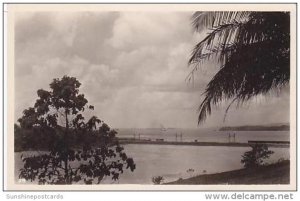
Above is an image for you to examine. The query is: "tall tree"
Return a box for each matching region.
[188,12,290,124]
[18,76,135,184]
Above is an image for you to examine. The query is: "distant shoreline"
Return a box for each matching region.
[14,139,290,152]
[219,124,289,131]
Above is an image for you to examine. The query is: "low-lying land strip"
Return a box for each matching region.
[118,138,290,148]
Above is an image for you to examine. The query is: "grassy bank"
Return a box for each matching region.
[167,160,290,185]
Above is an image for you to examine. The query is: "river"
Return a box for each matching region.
[15,143,289,184]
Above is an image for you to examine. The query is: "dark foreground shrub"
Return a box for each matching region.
[241,144,274,168]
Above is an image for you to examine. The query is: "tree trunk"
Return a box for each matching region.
[64,110,70,184]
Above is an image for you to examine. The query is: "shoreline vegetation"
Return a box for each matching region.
[167,160,290,185]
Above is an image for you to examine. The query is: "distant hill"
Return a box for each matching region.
[219,124,289,131]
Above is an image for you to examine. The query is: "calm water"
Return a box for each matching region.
[15,144,289,184]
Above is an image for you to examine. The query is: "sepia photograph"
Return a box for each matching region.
[5,3,296,190]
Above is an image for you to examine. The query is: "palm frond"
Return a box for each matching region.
[197,40,290,124]
[189,22,242,65]
[191,12,290,124]
[191,11,250,32]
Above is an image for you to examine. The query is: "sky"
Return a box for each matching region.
[14,11,290,128]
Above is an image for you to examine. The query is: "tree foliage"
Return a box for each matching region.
[241,144,274,168]
[17,76,135,184]
[188,12,290,124]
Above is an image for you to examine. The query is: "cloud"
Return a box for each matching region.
[14,11,290,128]
[109,12,193,50]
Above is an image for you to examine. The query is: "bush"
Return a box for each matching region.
[241,144,274,168]
[152,176,164,184]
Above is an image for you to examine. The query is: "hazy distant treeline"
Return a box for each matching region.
[219,124,289,131]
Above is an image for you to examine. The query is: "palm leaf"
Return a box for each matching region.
[189,12,290,124]
[191,11,250,32]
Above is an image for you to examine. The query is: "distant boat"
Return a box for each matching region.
[160,124,167,132]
